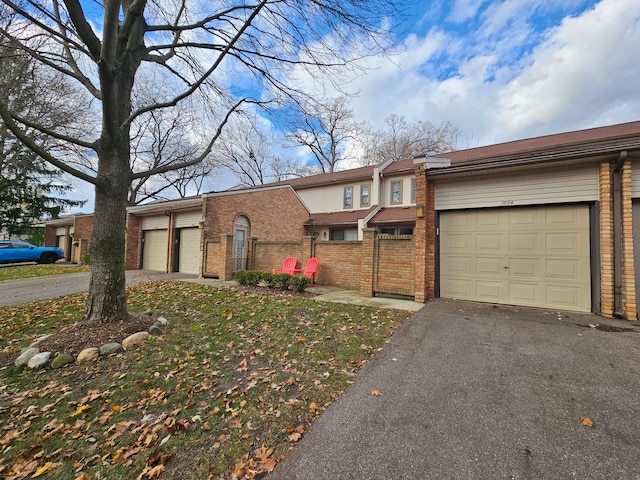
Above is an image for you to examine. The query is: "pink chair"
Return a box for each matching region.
[293,257,319,286]
[272,257,297,274]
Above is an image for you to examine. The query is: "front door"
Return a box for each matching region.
[233,228,247,272]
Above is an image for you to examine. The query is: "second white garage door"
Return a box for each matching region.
[439,205,591,312]
[178,228,201,274]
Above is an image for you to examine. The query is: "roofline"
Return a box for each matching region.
[427,141,640,177]
[204,184,312,215]
[127,197,203,215]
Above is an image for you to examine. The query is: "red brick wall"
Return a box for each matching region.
[253,242,304,273]
[375,235,415,296]
[71,215,94,263]
[125,214,142,270]
[621,160,636,319]
[314,241,363,289]
[204,187,309,241]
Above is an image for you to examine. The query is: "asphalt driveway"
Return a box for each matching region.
[269,299,640,480]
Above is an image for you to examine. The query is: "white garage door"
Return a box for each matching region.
[178,228,200,274]
[143,229,168,271]
[440,205,591,312]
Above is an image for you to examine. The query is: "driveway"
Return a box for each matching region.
[268,299,640,480]
[0,270,198,307]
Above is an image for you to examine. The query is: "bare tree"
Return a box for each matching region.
[285,96,365,173]
[216,116,313,186]
[360,115,464,165]
[0,0,407,323]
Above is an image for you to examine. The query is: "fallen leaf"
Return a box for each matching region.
[309,402,319,412]
[31,461,53,477]
[371,390,383,396]
[70,404,90,417]
[287,432,302,442]
[581,416,594,427]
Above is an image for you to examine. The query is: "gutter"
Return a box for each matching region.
[612,150,628,317]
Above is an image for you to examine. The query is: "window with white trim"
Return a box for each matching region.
[344,186,353,208]
[360,184,370,207]
[391,180,402,204]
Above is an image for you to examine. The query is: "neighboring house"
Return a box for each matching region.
[43,213,94,263]
[414,120,640,320]
[124,196,204,274]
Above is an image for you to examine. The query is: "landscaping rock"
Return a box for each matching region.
[122,331,150,350]
[30,334,52,347]
[28,352,51,369]
[149,325,162,336]
[15,347,40,367]
[156,316,168,325]
[51,354,74,368]
[77,347,100,363]
[100,343,123,356]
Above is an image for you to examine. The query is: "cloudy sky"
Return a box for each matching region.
[342,0,640,147]
[65,0,640,213]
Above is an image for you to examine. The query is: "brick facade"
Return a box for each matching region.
[204,187,308,242]
[621,160,637,319]
[125,214,142,270]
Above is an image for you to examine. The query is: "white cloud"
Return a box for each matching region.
[337,0,640,147]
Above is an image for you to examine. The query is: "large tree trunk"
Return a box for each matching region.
[86,155,131,324]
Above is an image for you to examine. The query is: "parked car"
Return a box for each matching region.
[0,241,64,264]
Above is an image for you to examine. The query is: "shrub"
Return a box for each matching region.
[234,270,249,285]
[82,253,91,265]
[244,270,264,286]
[289,275,311,292]
[262,272,277,288]
[272,273,292,290]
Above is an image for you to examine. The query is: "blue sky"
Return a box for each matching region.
[65,0,640,213]
[330,0,639,148]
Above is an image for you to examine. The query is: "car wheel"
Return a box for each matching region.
[40,253,58,264]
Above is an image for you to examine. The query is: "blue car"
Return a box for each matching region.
[0,241,64,264]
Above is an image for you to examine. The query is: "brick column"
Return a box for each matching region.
[219,234,235,280]
[125,214,142,270]
[413,161,428,303]
[599,162,614,317]
[360,228,376,296]
[621,160,637,320]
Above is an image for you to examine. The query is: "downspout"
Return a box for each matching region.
[612,150,628,317]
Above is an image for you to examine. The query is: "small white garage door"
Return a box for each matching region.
[143,229,168,271]
[178,228,200,274]
[440,205,591,312]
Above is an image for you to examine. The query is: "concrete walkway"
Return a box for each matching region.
[268,299,640,480]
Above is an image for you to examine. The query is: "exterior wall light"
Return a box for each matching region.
[416,204,425,218]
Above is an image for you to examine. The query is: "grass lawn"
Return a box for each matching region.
[0,264,90,282]
[0,281,411,479]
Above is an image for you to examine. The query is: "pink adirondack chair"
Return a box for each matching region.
[272,257,297,274]
[294,257,319,286]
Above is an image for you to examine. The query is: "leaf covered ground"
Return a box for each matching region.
[0,281,410,479]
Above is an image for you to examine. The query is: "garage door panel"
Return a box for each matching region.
[545,259,583,280]
[440,205,591,312]
[509,283,540,304]
[476,211,503,230]
[476,282,503,301]
[447,256,473,274]
[476,257,502,275]
[546,285,584,309]
[444,279,474,297]
[477,234,503,252]
[441,233,473,253]
[509,258,538,278]
[509,233,538,253]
